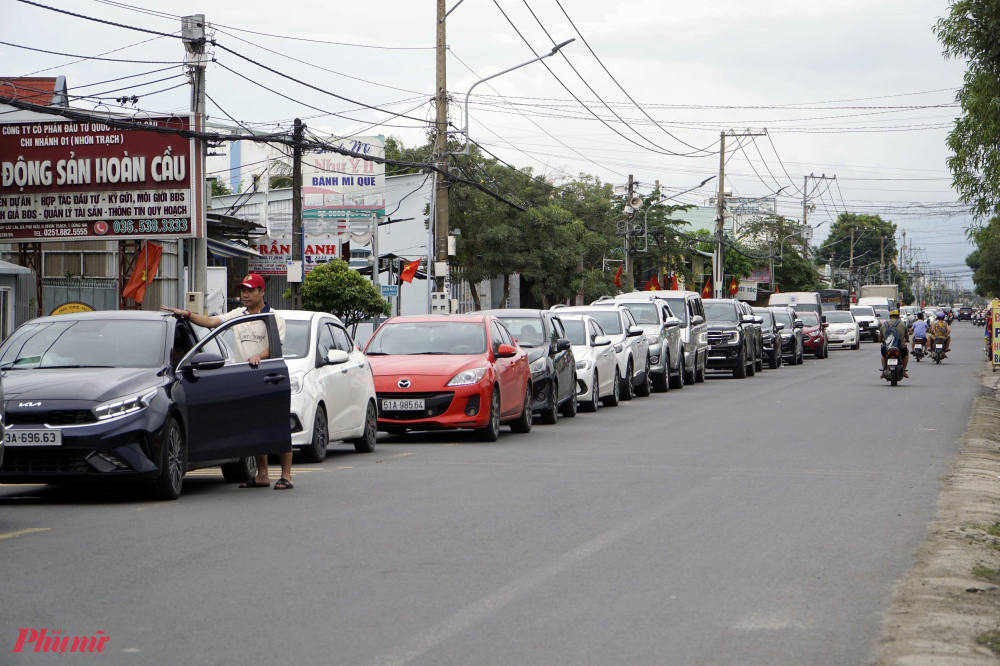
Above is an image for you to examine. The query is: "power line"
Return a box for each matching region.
[0,40,185,64]
[18,0,183,39]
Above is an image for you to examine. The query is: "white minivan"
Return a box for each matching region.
[768,292,822,316]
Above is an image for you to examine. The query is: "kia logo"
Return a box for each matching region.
[19,402,41,407]
[397,379,411,388]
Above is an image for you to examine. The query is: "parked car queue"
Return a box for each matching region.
[0,289,878,500]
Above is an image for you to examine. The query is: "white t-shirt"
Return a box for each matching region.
[219,304,286,363]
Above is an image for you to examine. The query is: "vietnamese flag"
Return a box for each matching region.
[614,263,623,288]
[702,278,711,298]
[122,242,162,304]
[729,277,739,296]
[399,259,421,283]
[644,275,661,291]
[670,275,679,290]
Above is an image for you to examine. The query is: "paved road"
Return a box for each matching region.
[0,323,987,664]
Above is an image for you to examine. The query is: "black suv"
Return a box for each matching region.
[958,306,972,321]
[703,299,758,378]
[479,309,577,424]
[753,307,783,369]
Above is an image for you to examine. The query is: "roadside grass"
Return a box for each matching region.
[972,564,1000,580]
[976,630,1000,656]
[962,522,1000,536]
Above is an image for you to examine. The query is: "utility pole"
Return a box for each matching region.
[183,14,208,311]
[433,0,449,302]
[714,132,726,298]
[625,174,634,288]
[290,118,304,310]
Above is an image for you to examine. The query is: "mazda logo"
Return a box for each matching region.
[397,379,411,388]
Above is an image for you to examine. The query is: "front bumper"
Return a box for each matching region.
[530,374,556,413]
[647,344,666,375]
[375,383,491,431]
[779,336,797,357]
[706,344,742,369]
[290,391,318,448]
[828,329,857,346]
[803,335,825,352]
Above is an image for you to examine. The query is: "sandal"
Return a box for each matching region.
[273,478,294,490]
[239,479,270,488]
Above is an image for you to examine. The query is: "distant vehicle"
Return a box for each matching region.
[553,305,651,400]
[616,290,709,384]
[823,310,860,350]
[480,309,577,424]
[598,297,684,391]
[365,315,531,441]
[558,314,620,410]
[818,289,850,311]
[859,284,899,310]
[736,299,765,372]
[797,311,830,358]
[703,299,758,378]
[899,306,919,327]
[771,306,805,364]
[874,310,891,330]
[851,305,880,342]
[857,296,891,313]
[768,291,822,315]
[0,311,292,499]
[277,310,378,463]
[958,306,973,321]
[752,307,783,369]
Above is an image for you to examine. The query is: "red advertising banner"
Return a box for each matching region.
[0,115,201,241]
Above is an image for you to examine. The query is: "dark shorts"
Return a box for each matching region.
[881,345,909,359]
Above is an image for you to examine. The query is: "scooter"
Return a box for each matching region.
[931,340,946,364]
[912,337,926,362]
[884,345,904,386]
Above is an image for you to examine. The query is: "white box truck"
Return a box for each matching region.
[859,285,899,310]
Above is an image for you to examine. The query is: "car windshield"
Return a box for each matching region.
[704,302,739,323]
[772,311,793,327]
[619,303,659,324]
[661,299,688,326]
[282,320,311,359]
[754,311,773,327]
[798,313,821,327]
[792,303,819,313]
[851,307,875,317]
[366,321,487,355]
[875,310,890,319]
[825,311,854,323]
[0,319,166,369]
[560,319,587,345]
[572,310,622,335]
[498,317,545,347]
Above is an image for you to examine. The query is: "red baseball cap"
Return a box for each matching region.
[238,273,265,290]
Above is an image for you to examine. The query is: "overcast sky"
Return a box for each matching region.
[2,0,973,287]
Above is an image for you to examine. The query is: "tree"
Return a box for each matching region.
[210,179,232,197]
[287,259,391,335]
[815,212,898,277]
[935,1,1000,223]
[740,215,820,292]
[966,219,1000,296]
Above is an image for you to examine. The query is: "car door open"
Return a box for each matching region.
[176,313,292,463]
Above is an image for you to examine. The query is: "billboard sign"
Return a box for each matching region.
[301,135,385,236]
[0,115,201,241]
[248,236,345,276]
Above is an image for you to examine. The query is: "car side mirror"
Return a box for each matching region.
[775,323,786,331]
[691,315,704,326]
[496,344,517,358]
[326,349,349,365]
[794,321,805,329]
[821,315,828,323]
[593,335,611,346]
[754,317,763,325]
[822,323,829,329]
[741,314,755,323]
[627,326,643,337]
[664,317,681,328]
[188,351,225,371]
[556,338,572,353]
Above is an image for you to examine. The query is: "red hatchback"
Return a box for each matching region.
[364,315,533,441]
[797,311,829,358]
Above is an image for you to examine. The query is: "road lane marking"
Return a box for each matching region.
[0,528,49,541]
[391,452,418,458]
[372,481,710,666]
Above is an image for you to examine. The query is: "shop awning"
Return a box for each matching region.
[207,238,260,260]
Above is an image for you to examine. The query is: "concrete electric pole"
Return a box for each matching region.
[291,118,304,310]
[433,0,449,303]
[183,14,208,311]
[714,132,726,298]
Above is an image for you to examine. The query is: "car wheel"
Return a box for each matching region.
[747,349,756,376]
[299,406,329,463]
[653,355,670,393]
[560,379,578,417]
[670,354,684,389]
[769,349,780,370]
[620,361,634,401]
[695,354,706,383]
[510,385,533,433]
[540,380,559,424]
[221,455,257,483]
[475,387,501,442]
[755,349,763,372]
[852,339,860,351]
[602,367,621,407]
[148,416,185,500]
[635,358,652,397]
[582,371,599,412]
[733,347,747,379]
[350,400,378,453]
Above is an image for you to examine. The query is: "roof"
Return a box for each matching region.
[274,310,345,326]
[0,76,68,107]
[0,259,31,275]
[385,315,487,323]
[207,238,260,259]
[31,310,174,324]
[477,309,546,318]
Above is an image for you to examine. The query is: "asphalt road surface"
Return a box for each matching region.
[0,323,987,665]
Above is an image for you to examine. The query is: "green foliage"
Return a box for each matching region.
[210,179,232,197]
[816,212,898,269]
[935,1,1000,223]
[966,219,1000,296]
[740,216,819,292]
[286,259,391,334]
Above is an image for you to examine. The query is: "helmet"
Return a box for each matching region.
[937,312,946,319]
[889,309,899,317]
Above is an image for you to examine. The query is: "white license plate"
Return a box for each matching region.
[887,359,899,366]
[381,399,425,411]
[5,429,62,447]
[936,344,943,349]
[914,345,922,350]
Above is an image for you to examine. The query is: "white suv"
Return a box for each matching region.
[552,304,650,400]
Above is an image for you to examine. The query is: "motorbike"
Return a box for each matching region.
[912,337,926,362]
[946,312,955,324]
[931,339,946,364]
[884,345,904,386]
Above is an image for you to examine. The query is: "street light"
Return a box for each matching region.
[453,39,575,156]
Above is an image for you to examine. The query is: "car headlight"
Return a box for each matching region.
[289,371,306,395]
[726,331,740,344]
[446,367,488,387]
[93,388,158,421]
[576,360,591,371]
[781,332,792,339]
[529,357,547,375]
[613,342,624,353]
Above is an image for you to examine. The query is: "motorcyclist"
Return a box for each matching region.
[880,308,909,378]
[929,311,951,357]
[910,312,929,353]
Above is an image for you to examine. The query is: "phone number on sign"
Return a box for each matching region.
[112,219,189,234]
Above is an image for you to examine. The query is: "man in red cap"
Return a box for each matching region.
[162,273,293,489]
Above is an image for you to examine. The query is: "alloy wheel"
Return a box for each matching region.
[166,425,183,494]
